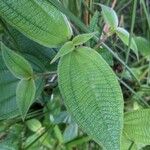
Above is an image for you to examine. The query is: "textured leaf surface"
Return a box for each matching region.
[101,4,118,28]
[72,32,97,46]
[116,27,138,58]
[16,79,36,119]
[1,43,33,79]
[0,28,53,120]
[0,0,72,47]
[5,27,57,71]
[51,41,74,64]
[121,135,137,150]
[58,47,123,149]
[0,53,19,120]
[124,109,150,144]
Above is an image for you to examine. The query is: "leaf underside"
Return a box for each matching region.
[58,47,123,150]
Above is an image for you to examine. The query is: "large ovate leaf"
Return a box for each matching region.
[16,79,36,120]
[1,43,33,79]
[124,109,150,144]
[58,47,124,149]
[100,4,118,28]
[116,27,138,58]
[0,0,72,48]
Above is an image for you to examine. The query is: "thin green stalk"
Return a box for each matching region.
[125,0,137,64]
[117,0,132,13]
[102,43,140,84]
[65,135,91,149]
[118,77,149,108]
[24,125,53,150]
[128,141,134,150]
[140,0,150,32]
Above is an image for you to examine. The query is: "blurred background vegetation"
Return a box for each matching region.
[0,0,150,149]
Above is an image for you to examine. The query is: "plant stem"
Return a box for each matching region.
[66,135,91,149]
[140,0,150,32]
[125,0,137,64]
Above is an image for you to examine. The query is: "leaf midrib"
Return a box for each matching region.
[74,49,121,147]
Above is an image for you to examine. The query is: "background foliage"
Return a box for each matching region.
[0,0,150,150]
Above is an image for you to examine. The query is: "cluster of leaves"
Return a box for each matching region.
[0,0,150,150]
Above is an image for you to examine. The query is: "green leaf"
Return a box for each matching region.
[124,109,150,144]
[134,36,150,60]
[121,135,137,150]
[5,26,57,71]
[0,0,72,48]
[72,32,97,46]
[16,78,36,120]
[116,27,138,58]
[63,123,78,143]
[51,41,75,64]
[0,70,19,120]
[100,4,118,28]
[26,119,42,132]
[1,43,33,79]
[58,46,124,149]
[0,43,44,120]
[0,52,19,120]
[54,125,64,143]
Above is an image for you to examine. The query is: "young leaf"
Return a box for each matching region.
[1,43,33,79]
[0,0,72,48]
[16,79,36,120]
[72,32,97,46]
[124,109,150,144]
[134,36,150,60]
[116,27,138,58]
[100,4,118,28]
[58,47,124,149]
[26,119,42,132]
[51,41,75,64]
